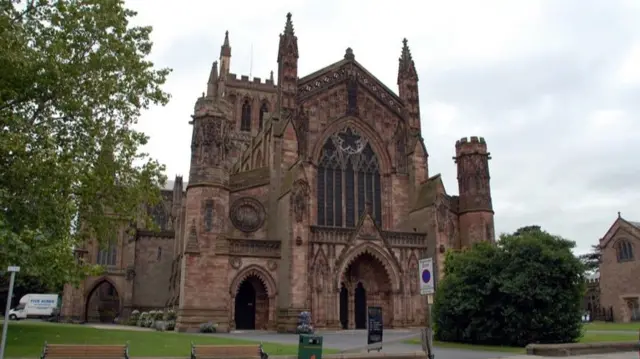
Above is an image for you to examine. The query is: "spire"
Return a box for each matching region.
[397,38,418,83]
[220,30,231,57]
[284,12,294,36]
[206,61,218,96]
[278,12,298,60]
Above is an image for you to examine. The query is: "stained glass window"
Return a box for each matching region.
[241,99,252,132]
[317,127,381,228]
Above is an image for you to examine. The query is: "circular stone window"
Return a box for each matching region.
[229,197,265,233]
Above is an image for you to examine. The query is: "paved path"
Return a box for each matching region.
[496,354,637,359]
[212,330,514,359]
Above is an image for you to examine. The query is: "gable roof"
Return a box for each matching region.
[297,50,405,117]
[599,215,640,248]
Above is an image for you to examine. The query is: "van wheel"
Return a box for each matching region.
[9,314,17,320]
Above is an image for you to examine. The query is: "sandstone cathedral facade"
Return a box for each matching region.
[62,13,495,332]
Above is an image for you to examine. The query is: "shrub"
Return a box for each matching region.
[137,312,149,327]
[164,309,177,321]
[199,322,217,333]
[128,310,140,326]
[433,226,585,347]
[166,320,176,331]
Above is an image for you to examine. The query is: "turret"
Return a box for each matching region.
[397,39,420,130]
[206,61,218,97]
[277,13,298,113]
[218,31,231,98]
[453,136,495,247]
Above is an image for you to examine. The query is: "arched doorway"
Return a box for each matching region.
[340,252,392,329]
[234,276,269,330]
[340,283,348,329]
[354,282,367,329]
[85,280,120,323]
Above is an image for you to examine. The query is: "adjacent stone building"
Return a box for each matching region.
[598,213,640,322]
[62,13,496,331]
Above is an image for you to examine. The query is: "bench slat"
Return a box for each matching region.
[43,343,127,359]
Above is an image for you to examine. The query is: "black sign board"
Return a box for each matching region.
[367,306,383,352]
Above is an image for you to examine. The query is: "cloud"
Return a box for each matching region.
[127,0,640,254]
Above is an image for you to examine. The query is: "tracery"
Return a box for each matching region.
[316,126,382,228]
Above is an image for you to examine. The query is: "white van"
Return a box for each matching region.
[8,294,59,320]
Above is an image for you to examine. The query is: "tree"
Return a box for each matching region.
[0,0,170,288]
[433,226,586,347]
[578,244,601,273]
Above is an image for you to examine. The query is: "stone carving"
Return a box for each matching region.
[395,131,407,174]
[291,180,309,223]
[229,257,242,269]
[297,64,403,116]
[293,105,309,159]
[126,266,136,281]
[267,260,278,271]
[230,197,265,233]
[437,201,448,232]
[194,117,232,168]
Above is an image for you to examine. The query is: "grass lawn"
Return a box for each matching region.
[585,321,640,332]
[2,321,338,358]
[403,331,639,354]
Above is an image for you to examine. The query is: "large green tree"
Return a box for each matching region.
[0,0,170,288]
[433,226,586,347]
[578,244,601,273]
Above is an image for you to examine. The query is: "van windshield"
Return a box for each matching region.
[14,303,25,310]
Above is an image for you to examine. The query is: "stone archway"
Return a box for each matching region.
[234,276,269,330]
[340,252,393,329]
[230,265,277,330]
[85,279,120,323]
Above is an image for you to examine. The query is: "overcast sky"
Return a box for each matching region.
[126,0,640,255]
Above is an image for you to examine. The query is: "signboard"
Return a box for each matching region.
[419,258,434,295]
[367,306,383,352]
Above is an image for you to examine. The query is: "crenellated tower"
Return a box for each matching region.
[454,136,495,247]
[277,13,298,114]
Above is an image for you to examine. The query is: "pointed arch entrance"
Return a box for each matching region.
[340,252,393,329]
[85,278,120,323]
[230,265,276,330]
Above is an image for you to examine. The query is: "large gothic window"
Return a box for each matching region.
[259,102,268,130]
[97,241,117,266]
[317,127,382,228]
[241,99,252,132]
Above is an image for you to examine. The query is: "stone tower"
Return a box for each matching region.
[176,56,236,331]
[454,136,495,247]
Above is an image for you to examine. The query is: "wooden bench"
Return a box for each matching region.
[190,343,268,359]
[40,341,129,359]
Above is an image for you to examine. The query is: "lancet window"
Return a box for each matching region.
[316,127,382,228]
[241,99,252,132]
[259,102,268,130]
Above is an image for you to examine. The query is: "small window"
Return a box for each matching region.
[616,239,634,262]
[204,200,214,232]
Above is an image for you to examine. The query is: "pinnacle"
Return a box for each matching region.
[284,12,294,35]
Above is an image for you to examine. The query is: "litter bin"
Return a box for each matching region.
[298,334,323,359]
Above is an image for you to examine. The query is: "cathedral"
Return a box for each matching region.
[61,13,495,332]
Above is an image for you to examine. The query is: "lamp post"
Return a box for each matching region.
[0,266,20,359]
